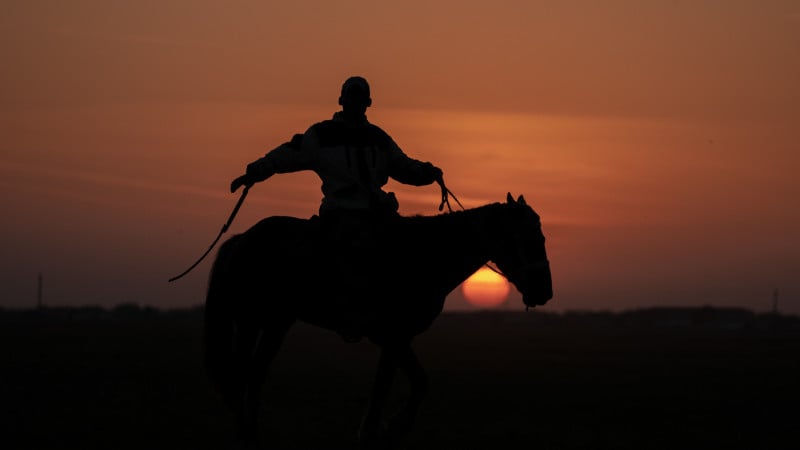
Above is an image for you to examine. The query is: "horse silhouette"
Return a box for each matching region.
[204,193,553,448]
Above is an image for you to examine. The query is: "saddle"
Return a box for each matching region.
[310,210,398,258]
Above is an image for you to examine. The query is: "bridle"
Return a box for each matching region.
[486,227,550,311]
[493,258,550,286]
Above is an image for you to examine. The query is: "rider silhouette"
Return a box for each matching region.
[230,76,444,293]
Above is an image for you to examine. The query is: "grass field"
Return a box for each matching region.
[1,307,798,450]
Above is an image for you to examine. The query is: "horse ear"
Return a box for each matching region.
[506,192,515,204]
[517,195,527,205]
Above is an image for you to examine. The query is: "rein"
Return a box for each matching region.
[170,178,456,283]
[168,184,251,282]
[168,179,531,294]
[437,179,464,213]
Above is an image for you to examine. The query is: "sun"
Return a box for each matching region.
[461,267,511,308]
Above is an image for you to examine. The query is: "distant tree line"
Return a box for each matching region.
[1,304,798,334]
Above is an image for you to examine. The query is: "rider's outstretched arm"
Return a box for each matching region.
[385,137,443,187]
[230,133,307,192]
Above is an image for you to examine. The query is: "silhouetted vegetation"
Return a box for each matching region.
[2,305,798,449]
[4,303,797,333]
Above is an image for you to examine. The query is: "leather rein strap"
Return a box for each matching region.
[168,184,251,282]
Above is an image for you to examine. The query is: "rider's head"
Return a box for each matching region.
[338,76,372,113]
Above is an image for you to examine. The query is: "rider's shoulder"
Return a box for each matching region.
[304,119,339,143]
[306,119,337,133]
[306,119,392,146]
[365,122,391,140]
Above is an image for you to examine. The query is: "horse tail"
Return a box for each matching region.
[203,235,241,404]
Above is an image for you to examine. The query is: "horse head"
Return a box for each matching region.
[490,193,553,308]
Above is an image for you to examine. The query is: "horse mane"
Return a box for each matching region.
[394,202,511,237]
[399,202,506,224]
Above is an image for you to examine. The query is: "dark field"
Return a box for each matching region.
[2,306,799,450]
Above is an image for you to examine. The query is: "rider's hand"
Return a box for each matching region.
[230,174,251,193]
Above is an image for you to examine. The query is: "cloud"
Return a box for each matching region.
[45,27,191,48]
[0,159,226,202]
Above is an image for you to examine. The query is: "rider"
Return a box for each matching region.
[230,76,444,285]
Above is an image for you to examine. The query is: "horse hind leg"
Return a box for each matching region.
[359,343,428,449]
[358,347,397,449]
[385,345,429,442]
[231,318,294,449]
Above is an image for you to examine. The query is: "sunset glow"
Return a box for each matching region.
[1,1,798,314]
[461,267,511,308]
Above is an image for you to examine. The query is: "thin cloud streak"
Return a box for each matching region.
[0,159,228,202]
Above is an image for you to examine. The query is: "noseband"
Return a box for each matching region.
[486,230,549,286]
[500,258,550,286]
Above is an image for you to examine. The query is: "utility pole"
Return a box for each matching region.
[37,272,43,309]
[772,288,779,316]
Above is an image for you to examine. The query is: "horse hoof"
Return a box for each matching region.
[386,414,414,441]
[358,422,393,450]
[232,436,263,450]
[358,438,391,450]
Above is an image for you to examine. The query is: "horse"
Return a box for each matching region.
[203,193,553,448]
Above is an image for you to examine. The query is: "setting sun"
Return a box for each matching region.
[461,267,511,308]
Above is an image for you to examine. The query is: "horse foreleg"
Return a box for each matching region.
[358,348,397,449]
[229,324,263,448]
[386,345,428,441]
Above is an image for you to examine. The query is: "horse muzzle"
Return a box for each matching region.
[517,261,553,308]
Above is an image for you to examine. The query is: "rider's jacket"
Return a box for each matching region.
[246,111,441,215]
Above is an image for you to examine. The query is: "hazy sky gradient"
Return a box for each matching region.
[1,1,798,313]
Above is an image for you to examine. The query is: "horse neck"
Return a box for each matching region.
[405,204,502,294]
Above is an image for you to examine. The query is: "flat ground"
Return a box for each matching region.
[1,308,798,450]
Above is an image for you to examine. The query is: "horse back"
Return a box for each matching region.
[210,214,449,340]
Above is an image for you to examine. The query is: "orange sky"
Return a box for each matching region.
[1,1,798,313]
